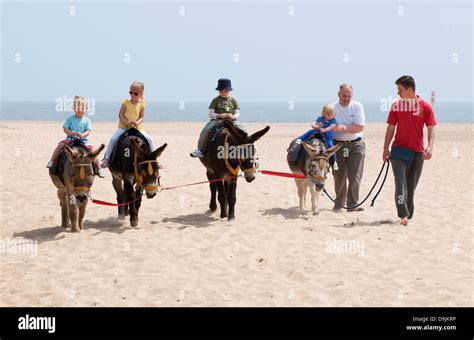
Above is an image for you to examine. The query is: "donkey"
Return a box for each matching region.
[49,142,105,232]
[199,120,270,220]
[287,136,341,214]
[108,129,167,227]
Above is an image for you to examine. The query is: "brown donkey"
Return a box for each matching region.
[49,141,105,232]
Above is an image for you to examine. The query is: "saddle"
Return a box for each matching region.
[289,132,329,164]
[209,120,247,144]
[110,128,151,164]
[209,121,226,144]
[54,139,93,182]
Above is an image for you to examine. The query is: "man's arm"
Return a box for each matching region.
[424,125,435,160]
[334,124,364,133]
[383,124,396,161]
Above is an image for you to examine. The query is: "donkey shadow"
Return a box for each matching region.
[332,219,397,228]
[83,217,129,235]
[261,207,332,220]
[159,212,219,229]
[13,226,67,244]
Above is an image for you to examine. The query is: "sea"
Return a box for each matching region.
[1,101,472,123]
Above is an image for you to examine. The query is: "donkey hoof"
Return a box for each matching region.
[312,210,320,216]
[71,228,80,233]
[118,215,125,221]
[227,215,235,221]
[209,204,217,211]
[220,213,228,219]
[130,219,138,227]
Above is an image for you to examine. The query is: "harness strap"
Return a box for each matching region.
[74,186,90,192]
[224,133,240,175]
[133,153,143,187]
[134,154,160,191]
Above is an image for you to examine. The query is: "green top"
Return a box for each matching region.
[209,96,240,114]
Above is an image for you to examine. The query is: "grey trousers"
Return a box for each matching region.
[333,139,366,208]
[390,153,424,219]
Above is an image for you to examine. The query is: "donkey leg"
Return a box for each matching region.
[67,193,80,233]
[309,183,320,215]
[295,179,304,210]
[207,171,217,211]
[216,180,227,219]
[303,180,309,209]
[124,181,138,227]
[226,179,237,220]
[112,177,125,219]
[78,201,87,230]
[58,190,69,229]
[134,187,143,221]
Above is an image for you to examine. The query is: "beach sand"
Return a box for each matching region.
[0,121,472,307]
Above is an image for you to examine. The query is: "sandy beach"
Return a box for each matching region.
[0,121,472,307]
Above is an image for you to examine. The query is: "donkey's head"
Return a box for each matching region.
[226,122,270,183]
[302,140,341,191]
[64,144,105,203]
[131,137,167,199]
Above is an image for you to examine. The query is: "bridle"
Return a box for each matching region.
[133,153,160,191]
[308,155,329,182]
[224,133,258,176]
[71,163,94,193]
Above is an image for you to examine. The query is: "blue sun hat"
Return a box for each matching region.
[215,78,233,91]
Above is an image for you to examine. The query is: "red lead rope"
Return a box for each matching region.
[90,170,303,207]
[259,169,306,179]
[90,196,142,207]
[160,175,239,191]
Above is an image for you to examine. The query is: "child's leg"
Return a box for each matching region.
[104,128,125,161]
[197,120,219,151]
[298,129,315,142]
[326,138,337,163]
[140,131,155,151]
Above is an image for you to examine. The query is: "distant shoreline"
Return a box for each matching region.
[1,120,472,125]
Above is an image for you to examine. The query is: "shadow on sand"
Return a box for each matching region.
[332,218,397,228]
[83,216,130,235]
[12,217,131,242]
[159,211,220,229]
[260,207,332,220]
[13,226,67,244]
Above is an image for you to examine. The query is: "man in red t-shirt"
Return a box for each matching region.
[383,75,436,226]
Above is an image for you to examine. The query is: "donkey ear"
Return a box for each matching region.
[324,143,342,159]
[225,120,245,140]
[248,126,270,143]
[87,144,105,160]
[64,145,80,161]
[130,137,147,157]
[302,142,317,157]
[151,143,167,159]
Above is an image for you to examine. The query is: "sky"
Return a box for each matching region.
[1,0,473,103]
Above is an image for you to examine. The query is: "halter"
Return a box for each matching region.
[308,156,329,181]
[133,153,160,191]
[224,133,258,176]
[71,163,94,192]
